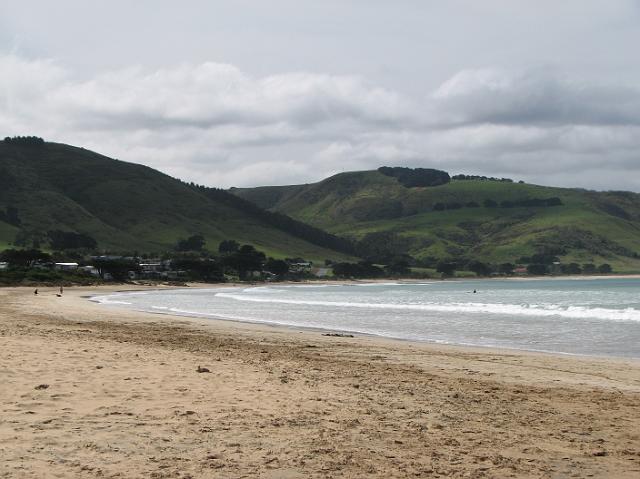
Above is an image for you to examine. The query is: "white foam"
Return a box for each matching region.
[283,284,331,288]
[90,295,132,305]
[242,286,285,293]
[213,293,640,322]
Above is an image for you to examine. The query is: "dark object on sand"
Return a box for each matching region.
[34,289,38,295]
[322,333,355,338]
[196,366,211,373]
[34,384,49,390]
[56,294,62,297]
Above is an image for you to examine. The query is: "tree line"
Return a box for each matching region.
[451,174,516,183]
[3,136,45,146]
[183,182,357,256]
[0,237,308,284]
[433,197,562,212]
[378,166,451,188]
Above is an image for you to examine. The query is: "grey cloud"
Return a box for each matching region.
[432,68,640,127]
[48,63,407,132]
[3,54,640,191]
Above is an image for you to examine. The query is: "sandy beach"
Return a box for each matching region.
[1,286,639,478]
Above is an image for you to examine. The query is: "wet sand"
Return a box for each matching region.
[1,285,639,478]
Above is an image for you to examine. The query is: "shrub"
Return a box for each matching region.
[527,264,548,275]
[597,263,612,274]
[378,166,450,188]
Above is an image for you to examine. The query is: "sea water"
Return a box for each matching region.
[91,278,640,358]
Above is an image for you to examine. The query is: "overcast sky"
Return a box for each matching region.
[2,0,640,190]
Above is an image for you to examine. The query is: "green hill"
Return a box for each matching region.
[231,169,640,273]
[0,139,353,262]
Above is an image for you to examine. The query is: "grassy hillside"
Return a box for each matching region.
[0,141,353,262]
[233,170,640,272]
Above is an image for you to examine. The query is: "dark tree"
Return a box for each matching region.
[526,264,548,275]
[597,263,612,274]
[265,258,289,277]
[172,257,224,282]
[3,136,45,146]
[332,261,385,278]
[386,258,410,276]
[582,263,597,274]
[0,249,50,267]
[378,166,450,188]
[175,234,206,252]
[218,239,240,254]
[467,260,492,277]
[93,258,140,281]
[561,263,582,275]
[452,174,515,183]
[222,244,266,279]
[483,199,498,208]
[436,261,457,276]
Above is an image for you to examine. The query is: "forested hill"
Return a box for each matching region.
[231,167,640,273]
[0,139,353,261]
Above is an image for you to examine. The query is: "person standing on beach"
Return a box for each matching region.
[59,285,63,295]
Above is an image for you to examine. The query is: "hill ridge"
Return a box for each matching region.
[231,167,640,273]
[0,139,353,262]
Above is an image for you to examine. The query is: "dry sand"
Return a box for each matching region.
[1,285,639,478]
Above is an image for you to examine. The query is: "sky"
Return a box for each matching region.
[1,0,640,190]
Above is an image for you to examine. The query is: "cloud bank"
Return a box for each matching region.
[2,54,640,191]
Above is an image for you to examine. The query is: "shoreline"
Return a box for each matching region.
[5,271,639,291]
[95,294,640,363]
[12,284,640,381]
[90,282,640,362]
[2,285,640,477]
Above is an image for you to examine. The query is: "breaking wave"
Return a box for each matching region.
[214,292,640,322]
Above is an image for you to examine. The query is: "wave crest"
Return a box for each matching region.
[214,293,640,322]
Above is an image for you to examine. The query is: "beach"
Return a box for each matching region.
[1,286,639,478]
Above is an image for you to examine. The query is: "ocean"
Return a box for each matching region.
[91,278,640,359]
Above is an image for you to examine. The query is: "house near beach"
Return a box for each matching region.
[139,263,163,274]
[79,265,100,276]
[290,262,312,273]
[54,262,79,271]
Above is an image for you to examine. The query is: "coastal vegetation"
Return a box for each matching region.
[0,238,316,285]
[1,139,638,281]
[232,168,640,273]
[0,140,354,263]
